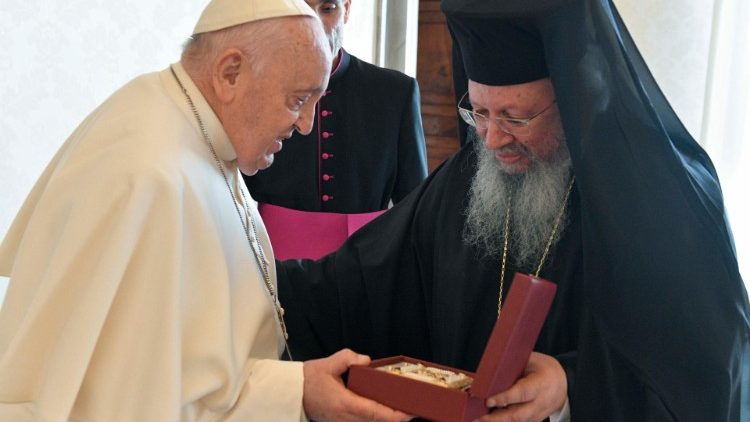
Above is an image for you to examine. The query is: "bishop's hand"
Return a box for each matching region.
[478,352,568,422]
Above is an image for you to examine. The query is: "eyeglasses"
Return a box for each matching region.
[457,91,557,137]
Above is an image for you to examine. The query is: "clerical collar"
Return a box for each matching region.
[328,49,351,84]
[163,62,237,163]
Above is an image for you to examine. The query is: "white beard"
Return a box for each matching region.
[462,130,573,268]
[329,24,344,57]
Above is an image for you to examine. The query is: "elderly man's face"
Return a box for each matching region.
[468,77,564,174]
[222,24,331,176]
[304,0,350,55]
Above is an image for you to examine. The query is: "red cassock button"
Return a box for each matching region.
[322,153,330,159]
[322,174,332,181]
[321,110,331,117]
[322,195,333,202]
[322,131,333,139]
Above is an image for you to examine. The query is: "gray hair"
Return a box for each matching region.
[181,15,331,81]
[181,19,281,78]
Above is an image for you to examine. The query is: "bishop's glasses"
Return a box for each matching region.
[457,91,557,138]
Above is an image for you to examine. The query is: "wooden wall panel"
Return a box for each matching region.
[417,0,460,173]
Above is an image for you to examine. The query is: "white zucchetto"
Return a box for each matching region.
[193,0,316,35]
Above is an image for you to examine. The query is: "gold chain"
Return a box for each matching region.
[169,67,291,351]
[497,176,575,317]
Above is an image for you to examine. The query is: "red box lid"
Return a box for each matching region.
[470,273,557,399]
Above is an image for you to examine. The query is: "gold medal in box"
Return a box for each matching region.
[377,362,473,391]
[348,273,557,422]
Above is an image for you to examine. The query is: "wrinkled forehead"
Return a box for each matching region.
[276,16,331,59]
[274,25,331,87]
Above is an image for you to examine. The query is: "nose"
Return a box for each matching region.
[482,121,515,150]
[294,104,316,135]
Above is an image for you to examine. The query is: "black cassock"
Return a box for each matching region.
[279,0,750,420]
[280,140,748,421]
[278,142,585,390]
[245,50,427,213]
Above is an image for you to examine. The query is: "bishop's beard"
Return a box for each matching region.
[462,130,573,268]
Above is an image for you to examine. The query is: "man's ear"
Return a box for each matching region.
[211,48,244,104]
[344,0,352,23]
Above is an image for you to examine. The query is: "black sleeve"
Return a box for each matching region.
[277,166,445,361]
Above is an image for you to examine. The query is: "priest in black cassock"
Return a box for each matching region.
[278,0,750,420]
[244,0,427,213]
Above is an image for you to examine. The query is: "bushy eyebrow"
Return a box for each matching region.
[471,103,527,119]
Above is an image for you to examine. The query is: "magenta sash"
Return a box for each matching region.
[258,203,385,260]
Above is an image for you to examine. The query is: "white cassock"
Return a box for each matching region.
[0,63,305,421]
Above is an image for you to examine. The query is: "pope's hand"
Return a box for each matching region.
[303,348,412,422]
[477,352,567,422]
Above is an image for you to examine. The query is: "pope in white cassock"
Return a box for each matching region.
[0,0,410,421]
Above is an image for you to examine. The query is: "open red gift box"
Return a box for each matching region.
[347,273,557,422]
